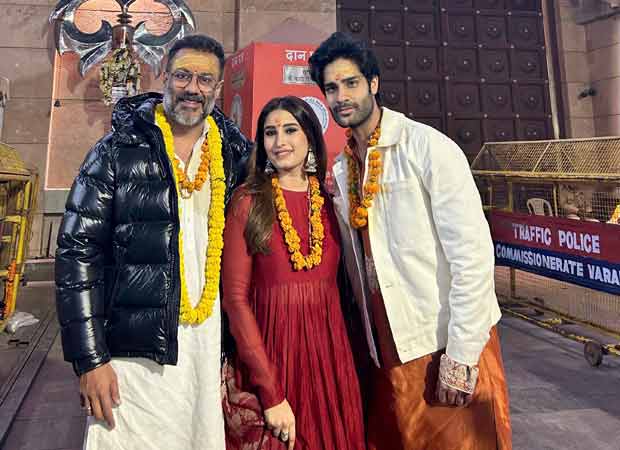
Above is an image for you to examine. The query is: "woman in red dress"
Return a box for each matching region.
[221,96,365,450]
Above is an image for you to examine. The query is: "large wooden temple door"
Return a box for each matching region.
[337,0,553,160]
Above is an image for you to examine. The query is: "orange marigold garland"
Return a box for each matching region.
[155,104,226,325]
[173,150,210,197]
[156,105,211,198]
[272,176,325,271]
[344,124,382,229]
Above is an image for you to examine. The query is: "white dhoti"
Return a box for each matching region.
[84,121,224,450]
[83,317,224,450]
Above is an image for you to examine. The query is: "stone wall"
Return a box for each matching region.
[586,15,620,136]
[0,0,55,257]
[554,1,620,139]
[554,0,596,138]
[237,0,335,47]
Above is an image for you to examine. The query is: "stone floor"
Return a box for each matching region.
[0,284,55,388]
[501,315,620,450]
[2,284,620,450]
[1,333,83,450]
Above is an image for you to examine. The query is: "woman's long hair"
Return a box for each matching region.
[243,96,328,255]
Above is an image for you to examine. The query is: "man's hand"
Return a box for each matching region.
[79,363,120,429]
[435,353,478,407]
[435,378,473,407]
[264,399,296,450]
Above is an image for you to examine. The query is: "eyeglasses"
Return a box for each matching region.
[170,70,220,91]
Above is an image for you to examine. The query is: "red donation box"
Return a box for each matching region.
[223,42,346,170]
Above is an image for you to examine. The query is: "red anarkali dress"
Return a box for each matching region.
[222,188,366,450]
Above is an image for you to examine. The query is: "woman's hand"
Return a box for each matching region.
[264,399,296,449]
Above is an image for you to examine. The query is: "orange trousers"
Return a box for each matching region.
[367,328,512,450]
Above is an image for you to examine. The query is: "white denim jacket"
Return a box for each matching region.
[332,107,501,367]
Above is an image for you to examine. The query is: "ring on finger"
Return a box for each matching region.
[79,395,92,415]
[280,431,289,441]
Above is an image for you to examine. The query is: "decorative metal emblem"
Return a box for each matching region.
[49,0,195,103]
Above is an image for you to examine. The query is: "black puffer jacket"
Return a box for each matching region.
[55,93,251,376]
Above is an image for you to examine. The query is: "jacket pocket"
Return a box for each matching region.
[380,179,419,248]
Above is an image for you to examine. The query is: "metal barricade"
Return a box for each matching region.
[472,137,620,366]
[0,141,38,330]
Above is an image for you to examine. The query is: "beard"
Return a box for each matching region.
[163,87,216,127]
[331,90,375,129]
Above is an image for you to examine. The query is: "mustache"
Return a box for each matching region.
[176,93,205,105]
[335,102,357,112]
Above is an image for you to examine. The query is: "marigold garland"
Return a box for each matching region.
[155,104,226,325]
[100,48,141,106]
[173,151,210,197]
[344,124,382,229]
[156,108,211,198]
[272,176,325,271]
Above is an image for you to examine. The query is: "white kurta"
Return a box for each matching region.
[84,121,225,450]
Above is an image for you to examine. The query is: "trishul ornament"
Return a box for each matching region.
[49,0,195,104]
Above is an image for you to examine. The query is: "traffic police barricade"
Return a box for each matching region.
[471,137,620,366]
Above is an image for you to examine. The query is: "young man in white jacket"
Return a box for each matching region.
[309,33,512,450]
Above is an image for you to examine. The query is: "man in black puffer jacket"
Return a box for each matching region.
[55,34,251,449]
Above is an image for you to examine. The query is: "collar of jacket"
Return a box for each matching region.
[334,106,404,167]
[375,106,403,148]
[109,92,161,143]
[111,92,232,137]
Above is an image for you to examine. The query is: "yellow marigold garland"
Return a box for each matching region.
[155,104,226,325]
[344,125,382,229]
[272,176,325,271]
